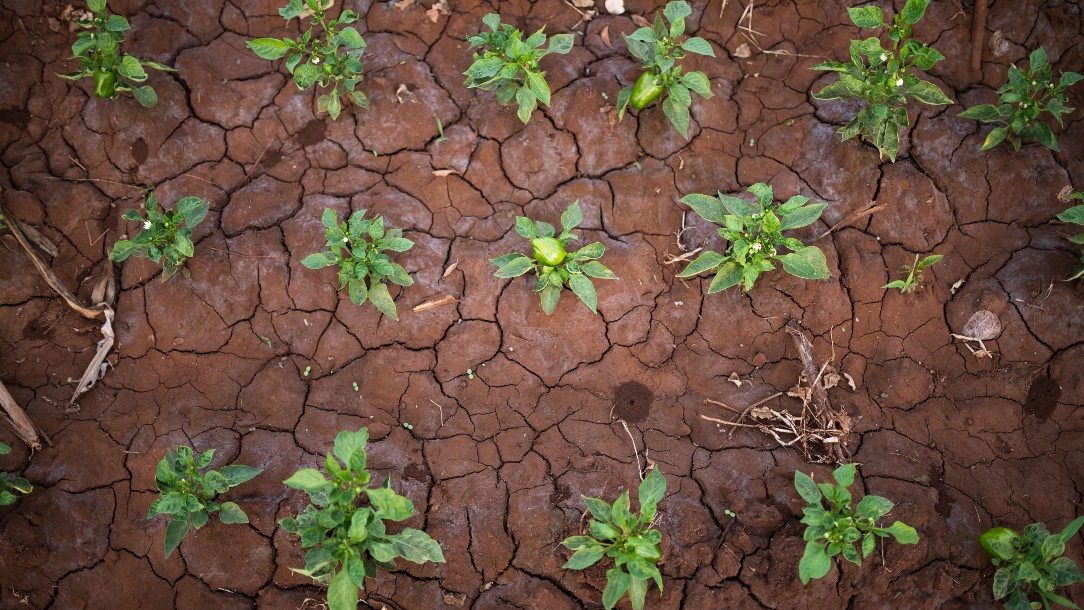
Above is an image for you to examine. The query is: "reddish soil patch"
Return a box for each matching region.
[1,1,1083,609]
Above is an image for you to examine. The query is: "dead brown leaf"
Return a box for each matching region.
[432,168,457,177]
[442,262,458,278]
[631,14,651,27]
[413,294,458,312]
[601,25,612,48]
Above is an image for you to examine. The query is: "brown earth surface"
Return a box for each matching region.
[1,0,1083,609]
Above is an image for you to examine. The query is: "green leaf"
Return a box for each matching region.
[681,71,712,98]
[109,240,139,262]
[584,497,614,523]
[681,193,726,224]
[862,532,876,558]
[131,85,158,108]
[568,274,598,314]
[220,465,262,487]
[525,71,551,106]
[284,468,330,492]
[516,86,538,124]
[247,38,291,60]
[334,26,366,49]
[908,79,953,106]
[794,471,822,503]
[293,63,321,90]
[1048,556,1084,586]
[1057,516,1084,543]
[847,6,885,28]
[302,252,338,270]
[661,95,691,139]
[174,233,194,258]
[482,13,501,32]
[663,1,692,27]
[677,251,724,278]
[563,546,606,570]
[391,527,445,563]
[856,495,894,520]
[560,201,582,233]
[779,247,830,280]
[883,521,919,544]
[706,262,743,293]
[495,256,535,278]
[680,37,715,57]
[540,283,561,314]
[514,216,537,239]
[546,33,574,56]
[581,260,617,280]
[1032,122,1059,151]
[799,541,831,584]
[832,463,856,487]
[332,428,368,471]
[366,487,414,521]
[349,277,370,305]
[1029,47,1048,71]
[901,0,929,25]
[991,566,1014,599]
[367,282,398,320]
[958,104,1002,122]
[218,502,249,524]
[779,202,826,230]
[638,467,666,520]
[627,574,650,610]
[104,14,130,31]
[163,518,189,557]
[87,0,106,13]
[328,568,359,610]
[602,567,631,609]
[980,126,1010,151]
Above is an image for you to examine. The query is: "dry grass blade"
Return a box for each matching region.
[1,201,117,413]
[814,200,886,241]
[0,379,44,450]
[413,294,458,312]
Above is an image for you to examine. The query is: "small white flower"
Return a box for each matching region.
[143,221,152,229]
[342,237,349,242]
[313,57,321,65]
[1021,103,1028,108]
[751,243,763,252]
[896,77,904,87]
[880,53,888,62]
[1031,80,1036,86]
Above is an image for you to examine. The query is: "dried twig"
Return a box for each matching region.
[970,0,989,82]
[619,420,643,481]
[814,200,886,241]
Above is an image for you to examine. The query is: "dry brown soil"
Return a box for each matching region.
[1,0,1083,609]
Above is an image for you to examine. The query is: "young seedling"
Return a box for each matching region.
[960,48,1081,152]
[617,0,715,138]
[883,253,942,293]
[795,463,919,584]
[561,468,666,610]
[490,201,617,315]
[109,194,209,280]
[147,446,263,557]
[0,442,32,506]
[248,0,368,120]
[811,0,953,161]
[302,208,414,320]
[57,0,174,108]
[677,183,830,292]
[463,14,574,124]
[979,517,1084,609]
[280,428,445,610]
[1057,190,1084,281]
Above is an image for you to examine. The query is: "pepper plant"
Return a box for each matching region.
[960,48,1081,152]
[0,442,32,506]
[280,428,445,610]
[147,446,263,557]
[1057,190,1084,281]
[302,208,414,320]
[463,14,574,124]
[795,463,919,584]
[109,194,209,280]
[617,0,715,138]
[561,468,666,610]
[57,0,174,107]
[248,0,368,120]
[978,517,1084,609]
[491,201,617,315]
[811,0,953,161]
[883,253,942,293]
[677,183,829,292]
